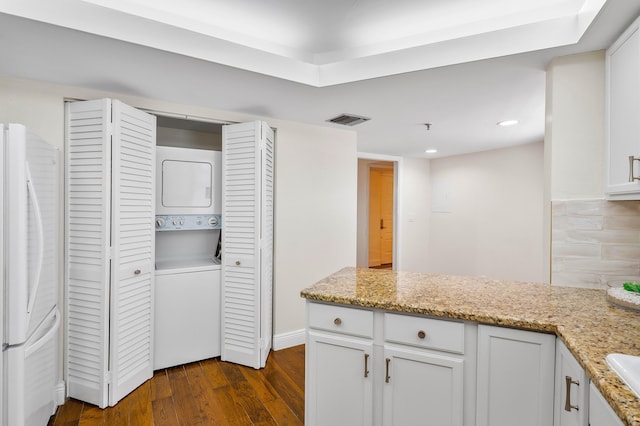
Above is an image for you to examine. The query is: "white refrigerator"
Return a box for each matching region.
[1,124,60,426]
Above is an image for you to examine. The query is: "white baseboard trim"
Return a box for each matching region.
[55,381,66,406]
[273,329,305,350]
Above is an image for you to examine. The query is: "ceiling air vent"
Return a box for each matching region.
[326,113,371,126]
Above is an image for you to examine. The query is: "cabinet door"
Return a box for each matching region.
[306,331,373,426]
[589,382,623,426]
[476,325,555,426]
[382,345,463,426]
[606,18,640,198]
[554,340,588,426]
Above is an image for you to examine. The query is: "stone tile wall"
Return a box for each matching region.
[551,199,640,288]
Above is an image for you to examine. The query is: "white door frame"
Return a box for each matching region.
[357,152,403,271]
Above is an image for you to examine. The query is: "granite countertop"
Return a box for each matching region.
[300,267,640,426]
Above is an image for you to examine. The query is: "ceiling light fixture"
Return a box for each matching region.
[425,149,438,154]
[497,120,518,126]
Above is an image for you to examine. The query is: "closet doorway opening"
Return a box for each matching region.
[357,156,400,270]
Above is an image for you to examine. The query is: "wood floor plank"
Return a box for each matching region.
[183,362,227,425]
[151,397,180,426]
[260,356,305,421]
[129,381,153,426]
[268,344,305,391]
[52,398,84,426]
[200,357,230,389]
[167,365,204,426]
[104,392,129,426]
[150,369,172,401]
[218,361,277,425]
[240,367,303,425]
[77,404,105,426]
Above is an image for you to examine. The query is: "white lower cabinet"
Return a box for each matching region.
[476,325,556,426]
[554,340,588,426]
[306,331,374,426]
[589,382,624,426]
[382,345,463,425]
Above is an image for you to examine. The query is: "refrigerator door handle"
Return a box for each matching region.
[25,162,44,316]
[24,308,60,357]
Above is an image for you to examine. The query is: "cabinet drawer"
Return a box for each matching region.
[308,303,373,338]
[384,313,464,354]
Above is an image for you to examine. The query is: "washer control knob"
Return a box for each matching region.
[155,218,165,228]
[208,217,218,226]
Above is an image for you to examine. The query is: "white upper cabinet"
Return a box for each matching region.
[606,16,640,199]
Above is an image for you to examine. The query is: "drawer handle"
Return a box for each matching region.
[417,330,426,339]
[385,358,391,383]
[364,353,369,378]
[333,317,342,326]
[235,260,241,266]
[134,269,141,275]
[564,376,580,412]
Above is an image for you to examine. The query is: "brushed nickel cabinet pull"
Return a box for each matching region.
[629,156,640,182]
[385,358,391,383]
[333,317,342,326]
[235,260,241,266]
[134,269,141,275]
[564,375,580,412]
[417,330,426,339]
[364,353,369,378]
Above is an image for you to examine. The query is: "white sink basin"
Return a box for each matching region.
[606,353,640,398]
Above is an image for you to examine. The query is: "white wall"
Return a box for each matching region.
[397,157,431,272]
[0,75,357,346]
[427,142,545,282]
[546,51,606,200]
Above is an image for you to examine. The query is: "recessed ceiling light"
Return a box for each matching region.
[497,120,518,126]
[425,149,438,154]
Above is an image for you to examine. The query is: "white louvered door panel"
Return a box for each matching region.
[65,99,112,408]
[109,100,155,405]
[260,125,274,366]
[222,121,273,369]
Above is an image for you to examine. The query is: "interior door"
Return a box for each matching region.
[109,99,156,405]
[368,167,394,267]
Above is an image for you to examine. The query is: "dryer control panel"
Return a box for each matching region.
[155,214,222,231]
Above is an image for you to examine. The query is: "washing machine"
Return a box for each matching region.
[154,146,222,370]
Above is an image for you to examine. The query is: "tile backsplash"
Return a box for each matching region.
[552,199,640,289]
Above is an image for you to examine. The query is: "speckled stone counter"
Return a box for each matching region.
[300,267,640,426]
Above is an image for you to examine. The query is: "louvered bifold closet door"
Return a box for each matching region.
[259,125,274,366]
[109,100,155,405]
[222,121,269,369]
[65,99,112,408]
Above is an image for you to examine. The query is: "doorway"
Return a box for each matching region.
[357,158,398,270]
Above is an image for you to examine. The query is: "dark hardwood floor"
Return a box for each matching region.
[48,345,305,425]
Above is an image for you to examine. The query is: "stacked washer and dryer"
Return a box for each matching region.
[154,145,222,370]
